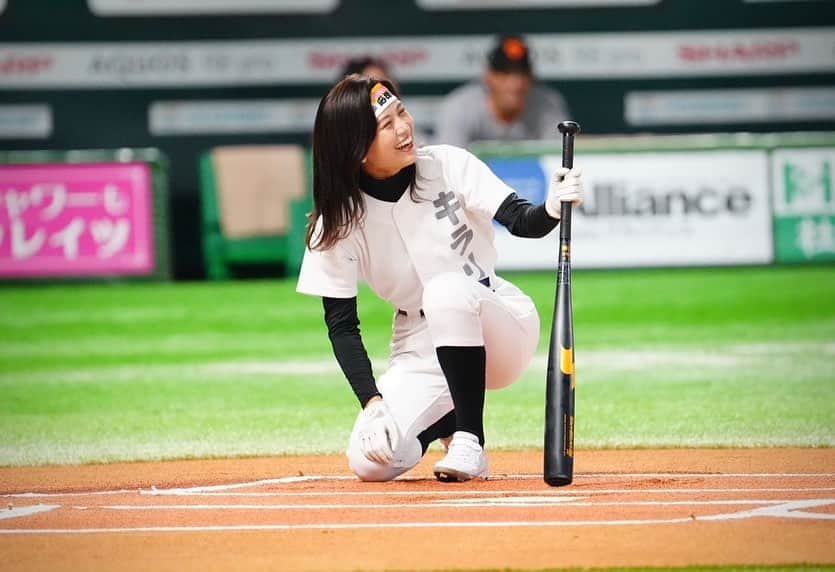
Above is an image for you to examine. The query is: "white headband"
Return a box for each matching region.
[370,82,398,117]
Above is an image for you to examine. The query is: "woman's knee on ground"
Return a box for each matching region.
[346,437,423,482]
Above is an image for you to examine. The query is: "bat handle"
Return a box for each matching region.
[557,121,580,243]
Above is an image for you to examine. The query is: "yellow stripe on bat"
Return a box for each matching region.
[560,346,574,375]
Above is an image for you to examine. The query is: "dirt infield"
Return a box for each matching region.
[1,448,834,572]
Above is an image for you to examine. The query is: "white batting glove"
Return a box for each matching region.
[545,166,584,220]
[357,399,401,465]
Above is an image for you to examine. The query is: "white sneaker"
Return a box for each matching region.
[433,431,488,482]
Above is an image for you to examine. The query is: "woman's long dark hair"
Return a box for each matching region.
[306,74,416,250]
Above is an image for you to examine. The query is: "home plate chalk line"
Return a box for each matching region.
[1,472,834,533]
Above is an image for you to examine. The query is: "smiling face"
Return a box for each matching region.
[362,98,416,179]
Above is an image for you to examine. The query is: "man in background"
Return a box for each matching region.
[434,34,571,148]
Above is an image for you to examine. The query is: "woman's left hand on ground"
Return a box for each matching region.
[357,399,401,464]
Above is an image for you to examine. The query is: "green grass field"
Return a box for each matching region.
[0,265,833,467]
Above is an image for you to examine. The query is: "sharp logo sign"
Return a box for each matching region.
[679,40,801,62]
[0,54,53,75]
[308,49,428,71]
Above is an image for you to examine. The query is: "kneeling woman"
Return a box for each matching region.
[297,76,583,482]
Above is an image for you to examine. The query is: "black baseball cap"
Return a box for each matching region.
[487,34,533,75]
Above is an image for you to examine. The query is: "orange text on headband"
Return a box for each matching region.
[370,83,398,118]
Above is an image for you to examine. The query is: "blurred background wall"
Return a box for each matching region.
[1,0,833,279]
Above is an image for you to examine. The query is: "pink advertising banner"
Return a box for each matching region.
[0,162,155,277]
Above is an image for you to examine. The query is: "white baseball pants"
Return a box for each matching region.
[346,271,540,481]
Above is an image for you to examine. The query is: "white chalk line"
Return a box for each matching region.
[147,487,835,498]
[0,505,59,520]
[140,472,835,491]
[3,493,833,533]
[95,499,826,510]
[2,498,834,535]
[0,518,698,533]
[697,499,835,521]
[0,476,349,498]
[7,486,835,499]
[3,472,833,499]
[137,473,835,496]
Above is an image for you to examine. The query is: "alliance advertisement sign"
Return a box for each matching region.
[488,150,773,269]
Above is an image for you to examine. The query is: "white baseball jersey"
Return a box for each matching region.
[296,144,515,309]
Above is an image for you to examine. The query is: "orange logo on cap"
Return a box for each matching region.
[503,38,527,60]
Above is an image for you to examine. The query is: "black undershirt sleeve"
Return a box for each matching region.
[493,192,560,238]
[322,296,380,408]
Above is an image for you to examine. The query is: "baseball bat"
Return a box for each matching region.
[544,120,580,487]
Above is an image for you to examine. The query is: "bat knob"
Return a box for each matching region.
[558,121,581,136]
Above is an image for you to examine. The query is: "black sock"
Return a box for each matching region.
[435,346,486,446]
[417,410,456,454]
